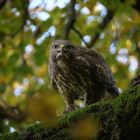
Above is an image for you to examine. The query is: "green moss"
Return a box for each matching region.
[0,86,140,140]
[0,132,19,140]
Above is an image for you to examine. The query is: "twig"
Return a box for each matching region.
[72,26,90,47]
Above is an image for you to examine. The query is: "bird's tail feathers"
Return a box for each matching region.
[107,86,119,97]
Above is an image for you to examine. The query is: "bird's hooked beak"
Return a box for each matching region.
[56,44,66,59]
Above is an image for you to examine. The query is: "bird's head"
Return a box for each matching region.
[50,40,75,62]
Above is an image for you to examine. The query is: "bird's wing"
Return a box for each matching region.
[75,48,115,87]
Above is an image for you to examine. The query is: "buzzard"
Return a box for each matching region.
[49,40,119,112]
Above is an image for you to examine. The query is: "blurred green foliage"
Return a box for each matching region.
[0,0,139,134]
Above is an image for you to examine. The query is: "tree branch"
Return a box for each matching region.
[62,0,76,39]
[0,101,26,121]
[4,0,29,38]
[72,26,90,47]
[1,86,140,140]
[88,9,114,48]
[132,0,140,13]
[21,0,29,31]
[0,0,6,9]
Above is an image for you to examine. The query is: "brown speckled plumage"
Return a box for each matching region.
[49,40,119,111]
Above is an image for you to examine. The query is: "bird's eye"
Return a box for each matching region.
[53,45,59,49]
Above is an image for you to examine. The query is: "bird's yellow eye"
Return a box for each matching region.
[60,44,65,48]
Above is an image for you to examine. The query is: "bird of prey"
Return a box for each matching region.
[48,40,119,112]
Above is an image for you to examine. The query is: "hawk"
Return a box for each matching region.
[48,40,119,112]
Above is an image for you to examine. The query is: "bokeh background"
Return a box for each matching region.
[0,0,140,134]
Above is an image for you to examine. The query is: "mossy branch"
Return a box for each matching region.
[1,86,140,140]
